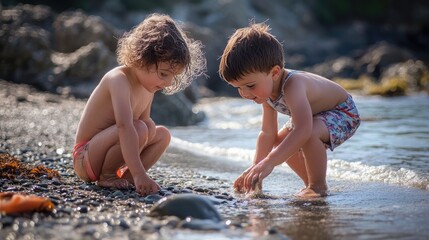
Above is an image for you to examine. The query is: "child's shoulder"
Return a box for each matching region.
[102,66,131,83]
[105,66,128,77]
[285,68,303,79]
[287,69,331,83]
[94,67,133,93]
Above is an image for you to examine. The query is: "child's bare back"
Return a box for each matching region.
[281,71,349,115]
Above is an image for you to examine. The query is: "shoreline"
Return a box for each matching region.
[1,80,429,239]
[165,146,429,239]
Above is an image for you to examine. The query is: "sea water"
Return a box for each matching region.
[170,94,429,191]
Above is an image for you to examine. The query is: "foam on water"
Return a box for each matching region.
[171,137,254,162]
[328,159,429,190]
[171,137,429,191]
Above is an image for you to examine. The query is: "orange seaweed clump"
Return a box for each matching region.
[0,152,61,180]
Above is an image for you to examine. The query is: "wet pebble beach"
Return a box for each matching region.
[4,80,428,240]
[0,81,260,240]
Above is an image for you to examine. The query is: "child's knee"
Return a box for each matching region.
[134,120,149,145]
[145,119,157,141]
[155,126,171,145]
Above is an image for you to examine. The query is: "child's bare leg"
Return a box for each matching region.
[286,150,309,188]
[98,144,131,188]
[121,125,171,184]
[87,120,149,188]
[276,127,309,188]
[141,126,170,169]
[299,119,329,197]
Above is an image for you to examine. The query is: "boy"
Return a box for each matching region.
[219,22,360,197]
[73,13,205,196]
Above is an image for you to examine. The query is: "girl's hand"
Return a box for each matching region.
[133,173,160,196]
[243,160,274,192]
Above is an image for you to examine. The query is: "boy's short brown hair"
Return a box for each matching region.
[219,22,285,82]
[117,13,205,94]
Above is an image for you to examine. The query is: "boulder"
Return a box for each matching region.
[1,4,205,126]
[0,25,54,90]
[0,4,55,31]
[51,41,117,86]
[151,92,205,126]
[381,60,429,92]
[357,42,414,79]
[52,10,121,53]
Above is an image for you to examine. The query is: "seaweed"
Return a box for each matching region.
[0,152,61,180]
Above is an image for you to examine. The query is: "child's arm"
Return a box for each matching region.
[253,102,278,164]
[108,75,151,193]
[243,80,313,190]
[234,102,277,192]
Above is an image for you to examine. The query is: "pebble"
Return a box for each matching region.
[144,194,163,204]
[77,205,89,213]
[0,216,15,228]
[118,219,130,229]
[110,190,124,198]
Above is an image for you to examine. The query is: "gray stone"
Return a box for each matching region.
[149,193,222,222]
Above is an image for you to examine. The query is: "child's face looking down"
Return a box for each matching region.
[229,71,275,104]
[136,62,184,93]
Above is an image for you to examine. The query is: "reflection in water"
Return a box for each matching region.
[232,197,335,239]
[285,198,333,239]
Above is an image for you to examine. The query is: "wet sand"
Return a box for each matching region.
[1,80,428,240]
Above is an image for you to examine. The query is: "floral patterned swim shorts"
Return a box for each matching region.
[315,94,361,150]
[285,94,361,151]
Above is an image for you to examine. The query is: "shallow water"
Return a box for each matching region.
[163,145,429,239]
[171,94,429,191]
[168,94,429,239]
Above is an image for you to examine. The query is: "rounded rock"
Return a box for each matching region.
[149,193,222,222]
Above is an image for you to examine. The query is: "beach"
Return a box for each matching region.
[1,80,429,240]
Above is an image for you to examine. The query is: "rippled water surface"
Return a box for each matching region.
[171,94,429,190]
[169,94,429,239]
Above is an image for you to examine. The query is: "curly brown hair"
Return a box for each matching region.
[117,13,206,94]
[219,22,285,82]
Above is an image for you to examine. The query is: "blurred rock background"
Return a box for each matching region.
[1,0,428,125]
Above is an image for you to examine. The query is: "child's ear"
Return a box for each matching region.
[270,65,283,80]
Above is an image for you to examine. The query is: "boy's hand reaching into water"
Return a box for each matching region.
[133,172,160,196]
[234,173,246,193]
[234,165,255,192]
[243,160,274,192]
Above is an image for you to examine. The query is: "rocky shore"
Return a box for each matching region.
[0,80,263,239]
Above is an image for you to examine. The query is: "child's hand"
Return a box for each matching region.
[243,160,274,192]
[133,173,160,196]
[234,174,246,193]
[234,165,254,193]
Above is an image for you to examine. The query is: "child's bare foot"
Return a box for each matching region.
[295,187,328,198]
[97,173,132,189]
[296,186,307,195]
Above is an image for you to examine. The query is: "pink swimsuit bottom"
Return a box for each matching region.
[73,141,98,182]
